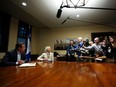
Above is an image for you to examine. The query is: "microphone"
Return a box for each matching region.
[62,16,70,24]
[56,9,62,18]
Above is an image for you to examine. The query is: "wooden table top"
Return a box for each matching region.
[0,61,116,87]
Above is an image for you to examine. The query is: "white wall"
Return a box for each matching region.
[31,27,39,54]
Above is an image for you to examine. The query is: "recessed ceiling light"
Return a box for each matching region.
[77,15,80,17]
[22,2,27,6]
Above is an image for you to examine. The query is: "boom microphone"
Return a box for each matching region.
[62,16,70,24]
[56,9,62,18]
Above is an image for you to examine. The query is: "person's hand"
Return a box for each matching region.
[82,45,85,48]
[68,54,70,56]
[18,60,24,65]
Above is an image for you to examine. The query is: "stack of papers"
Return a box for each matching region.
[19,63,36,67]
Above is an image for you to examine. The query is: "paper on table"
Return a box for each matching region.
[37,58,43,61]
[19,63,36,67]
[95,58,102,61]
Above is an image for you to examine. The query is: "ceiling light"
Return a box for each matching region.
[77,15,80,17]
[22,2,27,6]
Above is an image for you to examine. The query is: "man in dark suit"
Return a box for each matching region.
[1,43,28,66]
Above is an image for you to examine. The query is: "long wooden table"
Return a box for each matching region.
[0,61,116,87]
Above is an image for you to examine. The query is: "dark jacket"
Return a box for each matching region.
[106,43,116,59]
[66,44,76,55]
[1,49,28,66]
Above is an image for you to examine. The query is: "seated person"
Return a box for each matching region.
[37,46,54,62]
[1,43,28,66]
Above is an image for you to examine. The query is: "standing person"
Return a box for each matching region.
[106,36,116,59]
[83,38,90,47]
[1,43,28,66]
[75,37,83,59]
[66,40,76,62]
[81,38,90,56]
[101,39,108,56]
[83,37,104,56]
[37,46,54,62]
